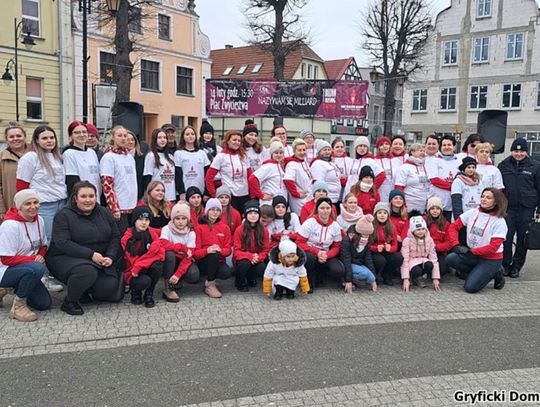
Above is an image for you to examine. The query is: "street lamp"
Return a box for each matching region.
[79,0,120,123]
[369,66,407,86]
[2,18,35,122]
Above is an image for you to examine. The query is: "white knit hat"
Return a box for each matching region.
[353,136,370,150]
[13,189,39,209]
[279,238,297,256]
[205,198,222,213]
[268,141,284,156]
[409,216,427,233]
[426,196,443,211]
[316,139,331,153]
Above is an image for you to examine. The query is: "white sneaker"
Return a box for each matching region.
[42,276,63,292]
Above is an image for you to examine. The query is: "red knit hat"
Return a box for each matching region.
[85,123,99,136]
[375,136,391,148]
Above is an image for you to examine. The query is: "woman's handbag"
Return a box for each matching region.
[525,218,540,250]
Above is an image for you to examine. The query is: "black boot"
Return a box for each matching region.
[130,290,143,305]
[144,291,155,308]
[61,298,84,316]
[274,285,284,300]
[494,270,505,290]
[508,267,520,278]
[285,288,295,299]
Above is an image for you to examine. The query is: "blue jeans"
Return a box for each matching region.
[39,199,66,242]
[446,252,501,294]
[351,264,376,284]
[0,262,52,310]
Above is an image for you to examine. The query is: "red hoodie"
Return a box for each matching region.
[193,217,232,263]
[233,222,270,263]
[121,227,165,284]
[426,218,453,254]
[389,213,409,242]
[0,208,47,267]
[370,223,398,253]
[217,206,242,237]
[356,190,380,215]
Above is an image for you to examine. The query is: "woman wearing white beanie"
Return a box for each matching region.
[0,189,52,321]
[310,139,342,204]
[344,136,385,195]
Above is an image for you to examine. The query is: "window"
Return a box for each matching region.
[473,37,490,63]
[22,0,40,36]
[373,105,380,125]
[412,89,427,112]
[381,107,386,125]
[477,0,492,17]
[237,65,248,74]
[470,85,488,109]
[301,63,305,78]
[141,60,160,91]
[99,51,115,81]
[176,66,193,96]
[537,83,540,108]
[129,6,142,34]
[223,66,233,75]
[314,66,319,79]
[252,63,262,73]
[395,109,402,126]
[171,115,184,128]
[506,33,524,60]
[158,14,171,40]
[374,81,381,94]
[443,41,458,65]
[307,64,312,79]
[502,84,521,108]
[26,78,42,120]
[440,87,457,111]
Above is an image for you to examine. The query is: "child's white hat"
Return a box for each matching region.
[279,239,297,256]
[409,216,427,233]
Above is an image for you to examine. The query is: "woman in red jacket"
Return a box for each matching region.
[388,189,409,244]
[121,206,165,308]
[370,202,403,285]
[233,201,270,291]
[193,198,233,298]
[425,196,452,276]
[350,165,380,215]
[216,185,242,237]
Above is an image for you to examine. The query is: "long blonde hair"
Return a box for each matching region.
[31,125,62,176]
[142,181,171,218]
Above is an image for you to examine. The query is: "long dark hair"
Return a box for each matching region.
[241,215,265,252]
[70,180,97,207]
[150,128,174,168]
[426,208,446,231]
[482,187,507,217]
[370,212,394,243]
[32,125,63,176]
[178,125,200,151]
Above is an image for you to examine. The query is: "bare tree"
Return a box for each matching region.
[363,0,432,137]
[243,0,310,80]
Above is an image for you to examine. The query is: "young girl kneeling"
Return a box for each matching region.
[341,215,377,294]
[160,203,199,302]
[233,201,270,291]
[401,216,441,292]
[122,206,165,307]
[263,239,310,300]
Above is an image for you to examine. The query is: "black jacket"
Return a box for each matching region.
[340,229,375,283]
[47,202,120,262]
[498,156,540,210]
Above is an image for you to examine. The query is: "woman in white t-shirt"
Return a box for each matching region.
[283,138,313,215]
[248,141,287,207]
[0,189,52,321]
[63,120,101,198]
[394,143,430,213]
[205,130,252,213]
[447,187,507,293]
[16,125,67,241]
[100,125,137,234]
[242,119,266,172]
[474,143,504,189]
[451,157,485,220]
[174,126,210,201]
[143,128,176,202]
[310,140,342,204]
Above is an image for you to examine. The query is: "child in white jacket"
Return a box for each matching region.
[263,239,310,300]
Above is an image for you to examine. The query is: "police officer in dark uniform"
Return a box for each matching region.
[498,137,540,278]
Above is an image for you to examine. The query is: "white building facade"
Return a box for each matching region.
[402,0,540,157]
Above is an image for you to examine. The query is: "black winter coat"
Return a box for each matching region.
[46,202,120,273]
[498,156,540,210]
[340,231,375,283]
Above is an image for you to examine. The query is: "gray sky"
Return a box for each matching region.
[196,0,452,66]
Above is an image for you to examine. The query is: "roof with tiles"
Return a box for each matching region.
[323,57,354,80]
[210,41,325,80]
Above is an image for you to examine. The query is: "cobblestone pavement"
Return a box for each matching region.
[0,253,539,406]
[183,368,540,407]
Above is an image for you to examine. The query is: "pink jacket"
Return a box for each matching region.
[400,229,440,280]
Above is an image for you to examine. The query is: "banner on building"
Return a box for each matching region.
[206,79,368,119]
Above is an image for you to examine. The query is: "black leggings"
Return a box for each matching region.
[437,253,447,277]
[304,253,345,287]
[372,252,404,282]
[235,260,266,287]
[197,253,233,282]
[163,251,200,283]
[231,195,250,213]
[130,261,162,294]
[52,263,121,302]
[410,261,434,279]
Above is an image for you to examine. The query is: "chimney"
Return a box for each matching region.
[225,44,234,49]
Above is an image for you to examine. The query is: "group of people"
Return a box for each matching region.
[0,118,538,322]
